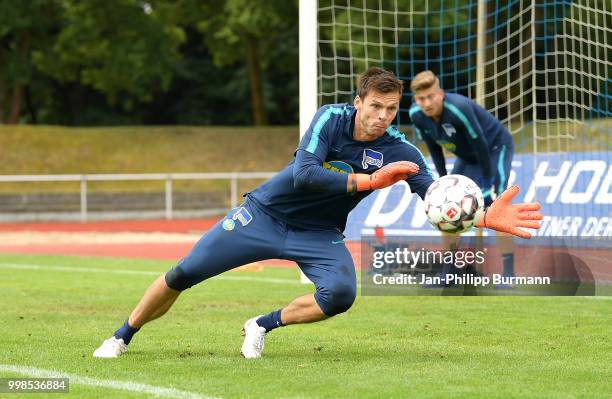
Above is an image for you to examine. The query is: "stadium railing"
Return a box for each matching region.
[0,172,276,222]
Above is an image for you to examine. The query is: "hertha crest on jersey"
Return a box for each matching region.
[361,149,383,169]
[232,207,253,226]
[442,123,456,137]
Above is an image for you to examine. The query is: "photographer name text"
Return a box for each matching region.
[371,273,551,286]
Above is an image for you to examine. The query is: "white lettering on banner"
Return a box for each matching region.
[524,161,571,203]
[511,216,612,236]
[538,216,583,236]
[581,217,612,237]
[560,161,607,204]
[508,170,517,187]
[411,198,428,227]
[594,164,612,204]
[364,182,414,227]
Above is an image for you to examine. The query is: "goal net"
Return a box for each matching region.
[299,0,611,241]
[311,0,610,152]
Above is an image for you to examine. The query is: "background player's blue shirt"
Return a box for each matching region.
[248,103,434,232]
[410,92,512,180]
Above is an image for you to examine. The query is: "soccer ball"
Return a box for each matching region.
[423,174,485,233]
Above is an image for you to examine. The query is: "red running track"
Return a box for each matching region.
[0,218,305,267]
[0,218,217,233]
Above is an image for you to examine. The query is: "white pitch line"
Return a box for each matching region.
[0,263,159,275]
[0,364,218,399]
[580,296,612,300]
[0,262,303,285]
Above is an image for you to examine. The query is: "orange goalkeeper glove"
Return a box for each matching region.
[475,185,543,239]
[348,161,420,192]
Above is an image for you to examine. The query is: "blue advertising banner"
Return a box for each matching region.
[345,152,612,239]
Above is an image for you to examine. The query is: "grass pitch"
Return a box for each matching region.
[1,253,611,398]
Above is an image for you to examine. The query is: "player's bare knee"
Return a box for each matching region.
[164,266,194,291]
[317,281,356,316]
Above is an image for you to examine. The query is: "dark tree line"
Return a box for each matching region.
[0,0,299,126]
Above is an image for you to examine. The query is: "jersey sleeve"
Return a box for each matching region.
[293,105,348,193]
[450,100,492,181]
[293,150,348,193]
[397,139,435,200]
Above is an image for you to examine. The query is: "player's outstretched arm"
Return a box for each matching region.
[347,161,419,192]
[475,185,543,239]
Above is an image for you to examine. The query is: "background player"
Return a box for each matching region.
[93,68,541,359]
[410,70,516,283]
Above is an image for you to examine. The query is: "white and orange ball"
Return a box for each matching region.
[424,174,485,233]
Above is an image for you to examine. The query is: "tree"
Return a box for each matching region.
[0,0,300,126]
[197,0,298,125]
[0,0,61,124]
[33,0,185,112]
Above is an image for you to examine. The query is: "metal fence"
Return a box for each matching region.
[0,172,276,222]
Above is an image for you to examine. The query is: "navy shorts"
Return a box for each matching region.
[166,197,356,316]
[452,139,514,197]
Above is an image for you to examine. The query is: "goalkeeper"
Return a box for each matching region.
[409,70,517,284]
[94,67,542,360]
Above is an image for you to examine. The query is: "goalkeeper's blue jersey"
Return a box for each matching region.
[248,103,434,232]
[409,92,512,180]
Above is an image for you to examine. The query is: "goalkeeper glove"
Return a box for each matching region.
[348,161,419,192]
[475,185,543,239]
